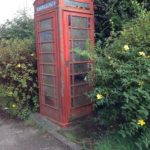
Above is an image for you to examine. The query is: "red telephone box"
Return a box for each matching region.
[34,0,94,126]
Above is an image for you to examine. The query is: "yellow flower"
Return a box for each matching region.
[138,81,144,86]
[123,45,129,51]
[16,64,21,68]
[12,104,16,108]
[96,94,103,100]
[139,51,146,57]
[137,119,146,126]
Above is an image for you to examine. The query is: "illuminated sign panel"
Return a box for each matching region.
[36,0,56,12]
[64,0,90,9]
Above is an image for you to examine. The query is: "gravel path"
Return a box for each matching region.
[0,110,69,150]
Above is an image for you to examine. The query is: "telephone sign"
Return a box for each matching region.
[36,0,56,12]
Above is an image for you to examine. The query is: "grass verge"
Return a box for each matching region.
[94,132,136,150]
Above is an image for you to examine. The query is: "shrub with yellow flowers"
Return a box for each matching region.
[0,38,38,119]
[88,11,150,149]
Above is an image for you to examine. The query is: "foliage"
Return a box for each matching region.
[94,0,150,45]
[0,38,38,119]
[0,10,38,119]
[0,10,34,41]
[89,11,150,149]
[94,132,136,150]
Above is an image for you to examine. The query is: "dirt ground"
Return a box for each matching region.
[0,109,70,150]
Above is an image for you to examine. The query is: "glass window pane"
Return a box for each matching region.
[41,31,53,42]
[72,96,91,107]
[70,52,89,61]
[43,75,55,85]
[74,54,89,61]
[39,19,53,31]
[72,16,87,28]
[73,41,86,50]
[43,65,55,74]
[74,74,88,84]
[74,84,89,96]
[42,54,54,63]
[45,96,54,106]
[43,85,55,98]
[72,29,88,39]
[41,43,53,53]
[73,64,89,73]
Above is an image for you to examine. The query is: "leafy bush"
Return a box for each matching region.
[0,11,38,119]
[0,10,34,40]
[94,132,136,150]
[0,38,38,119]
[90,11,150,149]
[94,0,149,44]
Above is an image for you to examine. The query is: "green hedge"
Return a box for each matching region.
[94,0,149,45]
[90,11,150,149]
[0,38,38,119]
